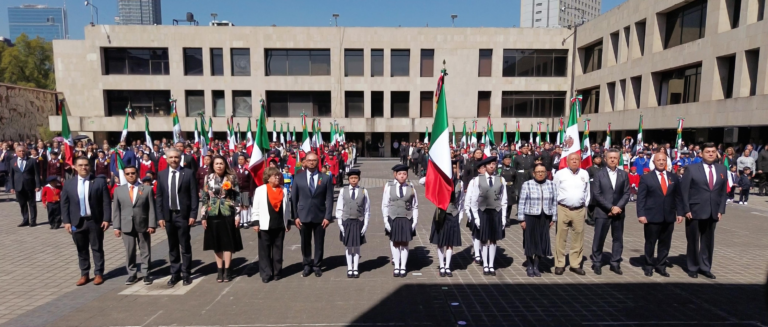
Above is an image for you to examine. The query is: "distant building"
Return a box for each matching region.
[521,0,601,28]
[7,5,68,41]
[118,0,162,25]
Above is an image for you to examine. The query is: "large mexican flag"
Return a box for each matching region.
[120,109,129,144]
[171,97,181,143]
[581,120,592,169]
[559,95,582,169]
[675,119,684,160]
[636,115,644,154]
[61,103,74,165]
[247,99,272,186]
[301,113,311,153]
[425,69,452,210]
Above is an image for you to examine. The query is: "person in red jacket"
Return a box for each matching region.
[628,166,640,202]
[41,176,62,229]
[325,151,339,187]
[139,153,155,178]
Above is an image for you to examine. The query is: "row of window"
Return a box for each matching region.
[103,47,569,78]
[104,89,567,119]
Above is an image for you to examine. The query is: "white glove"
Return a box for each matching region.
[339,225,345,237]
[411,222,417,231]
[418,177,426,186]
[501,218,507,228]
[475,218,481,228]
[385,221,391,232]
[361,224,367,235]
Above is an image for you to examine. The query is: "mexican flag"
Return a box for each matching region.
[606,123,612,148]
[199,116,209,165]
[194,119,200,148]
[237,123,242,144]
[286,123,291,143]
[514,121,521,149]
[245,119,254,156]
[452,124,456,148]
[460,122,467,149]
[301,113,311,153]
[229,117,237,151]
[557,117,564,146]
[619,151,628,170]
[480,128,485,145]
[280,123,285,146]
[529,124,534,146]
[501,123,508,146]
[144,115,152,148]
[330,122,337,147]
[483,128,492,157]
[61,103,74,165]
[272,120,277,143]
[636,115,644,154]
[248,99,272,186]
[424,127,429,144]
[470,121,478,148]
[292,126,296,144]
[581,120,592,169]
[486,116,495,146]
[425,68,452,210]
[170,97,181,143]
[675,119,684,160]
[112,149,127,185]
[546,124,551,144]
[208,117,213,144]
[120,109,130,144]
[559,95,582,169]
[536,123,541,146]
[316,119,324,152]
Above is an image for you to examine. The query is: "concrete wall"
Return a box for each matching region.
[0,83,59,140]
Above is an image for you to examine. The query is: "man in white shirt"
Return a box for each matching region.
[552,152,591,276]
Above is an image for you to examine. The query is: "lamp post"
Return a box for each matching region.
[561,5,588,98]
[332,13,339,27]
[84,0,99,25]
[451,14,458,27]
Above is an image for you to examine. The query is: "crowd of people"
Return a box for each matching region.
[0,134,764,286]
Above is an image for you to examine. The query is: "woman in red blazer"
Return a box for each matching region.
[139,153,156,178]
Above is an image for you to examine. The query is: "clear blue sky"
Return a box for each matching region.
[1,0,628,40]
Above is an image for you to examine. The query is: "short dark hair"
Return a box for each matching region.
[75,156,90,165]
[702,142,717,150]
[123,165,138,173]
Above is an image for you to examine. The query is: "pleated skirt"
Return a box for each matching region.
[340,218,367,247]
[385,217,415,242]
[473,209,505,242]
[429,212,462,247]
[523,213,552,257]
[203,213,244,253]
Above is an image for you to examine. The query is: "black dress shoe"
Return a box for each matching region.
[49,225,55,229]
[167,275,181,287]
[655,268,670,277]
[439,268,446,277]
[687,271,698,279]
[182,275,193,286]
[610,266,623,275]
[643,270,653,277]
[353,270,359,278]
[143,276,153,285]
[399,269,406,278]
[554,267,565,275]
[262,277,270,283]
[393,269,400,278]
[665,260,674,268]
[445,269,453,277]
[700,271,716,279]
[29,223,36,227]
[302,268,312,277]
[17,223,29,227]
[569,267,586,276]
[489,268,496,276]
[314,269,323,278]
[592,265,602,275]
[125,276,139,285]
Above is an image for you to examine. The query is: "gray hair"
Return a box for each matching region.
[15,145,26,151]
[605,148,620,155]
[165,148,181,156]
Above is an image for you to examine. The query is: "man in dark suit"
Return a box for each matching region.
[679,142,727,279]
[155,148,199,287]
[637,151,682,277]
[175,141,198,174]
[291,152,334,277]
[10,145,40,227]
[61,156,112,286]
[590,149,630,275]
[119,142,138,167]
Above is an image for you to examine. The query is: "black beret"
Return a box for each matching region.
[142,176,153,182]
[477,156,498,166]
[391,164,409,172]
[503,153,512,159]
[45,176,59,183]
[50,150,59,155]
[347,169,361,177]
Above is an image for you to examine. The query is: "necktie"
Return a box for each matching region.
[129,185,134,203]
[309,173,316,194]
[399,184,404,198]
[708,165,714,190]
[351,187,356,200]
[79,179,86,216]
[19,158,24,171]
[659,172,667,195]
[170,171,179,210]
[488,176,494,187]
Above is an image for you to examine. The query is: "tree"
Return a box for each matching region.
[0,33,55,90]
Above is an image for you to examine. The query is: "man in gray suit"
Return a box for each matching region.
[112,165,157,285]
[590,148,630,275]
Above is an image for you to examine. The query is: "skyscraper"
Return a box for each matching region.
[520,0,601,28]
[118,0,162,25]
[7,5,68,41]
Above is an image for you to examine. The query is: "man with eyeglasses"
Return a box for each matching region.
[112,165,157,285]
[291,152,334,278]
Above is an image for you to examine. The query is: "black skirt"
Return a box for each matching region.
[523,213,552,257]
[340,218,367,247]
[203,213,244,253]
[385,217,415,242]
[429,212,462,247]
[473,209,505,242]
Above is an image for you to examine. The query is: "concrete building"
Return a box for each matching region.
[118,0,162,25]
[50,0,768,155]
[521,0,602,28]
[7,5,68,41]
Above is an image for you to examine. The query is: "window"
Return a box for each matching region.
[664,0,707,49]
[478,49,492,77]
[420,91,433,117]
[210,48,224,76]
[186,90,205,116]
[232,91,252,117]
[265,91,331,117]
[345,91,364,117]
[477,91,491,117]
[635,21,646,56]
[500,92,566,118]
[391,50,410,77]
[212,91,225,117]
[728,0,742,29]
[502,49,568,77]
[716,55,736,99]
[745,49,760,96]
[105,90,170,117]
[659,64,702,105]
[420,49,434,77]
[345,49,364,77]
[371,49,384,77]
[581,87,601,114]
[391,91,410,117]
[183,48,203,76]
[231,48,251,76]
[104,48,169,75]
[371,91,384,117]
[265,49,331,76]
[582,42,603,73]
[759,0,765,21]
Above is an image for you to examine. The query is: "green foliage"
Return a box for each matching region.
[38,125,58,142]
[0,33,55,90]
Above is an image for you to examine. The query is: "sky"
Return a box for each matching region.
[1,0,628,41]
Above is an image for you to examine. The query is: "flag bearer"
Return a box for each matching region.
[428,160,463,277]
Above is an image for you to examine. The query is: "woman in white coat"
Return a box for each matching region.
[250,167,292,283]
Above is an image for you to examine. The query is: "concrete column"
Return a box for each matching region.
[616,79,626,111]
[384,132,392,157]
[648,13,664,54]
[757,48,768,96]
[732,51,749,98]
[640,72,657,108]
[384,91,391,118]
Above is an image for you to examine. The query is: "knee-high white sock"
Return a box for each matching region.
[489,244,497,268]
[473,238,481,258]
[481,245,489,267]
[400,246,409,270]
[345,248,354,270]
[437,246,445,268]
[353,247,360,270]
[392,244,401,268]
[390,241,398,264]
[445,248,453,269]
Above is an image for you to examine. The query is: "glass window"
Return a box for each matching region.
[310,50,331,76]
[371,91,384,117]
[665,0,707,49]
[345,49,364,77]
[105,90,171,117]
[420,49,434,77]
[185,90,205,117]
[345,91,364,117]
[500,91,566,118]
[478,49,493,77]
[371,49,384,77]
[210,48,224,76]
[231,49,251,76]
[212,90,226,117]
[288,50,311,75]
[390,91,410,117]
[659,64,702,105]
[420,91,433,118]
[581,88,600,114]
[104,48,169,75]
[264,49,330,76]
[391,50,410,77]
[232,91,252,117]
[502,49,568,77]
[265,91,331,117]
[477,91,491,117]
[183,48,203,76]
[583,42,603,73]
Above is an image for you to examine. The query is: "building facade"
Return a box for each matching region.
[118,0,162,25]
[521,0,602,28]
[8,5,68,41]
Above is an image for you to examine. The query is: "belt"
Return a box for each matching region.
[558,203,584,211]
[505,182,513,186]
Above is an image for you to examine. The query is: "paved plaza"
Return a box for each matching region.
[0,158,767,327]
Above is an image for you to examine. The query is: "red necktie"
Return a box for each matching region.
[659,172,667,196]
[708,165,714,190]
